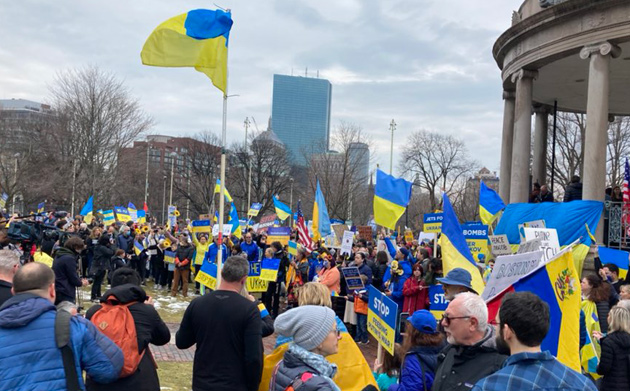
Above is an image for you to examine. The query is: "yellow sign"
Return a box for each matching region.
[195,270,217,290]
[466,238,490,262]
[247,277,269,293]
[404,230,414,243]
[259,269,278,282]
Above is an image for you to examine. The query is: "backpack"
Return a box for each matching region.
[270,359,314,391]
[90,296,144,377]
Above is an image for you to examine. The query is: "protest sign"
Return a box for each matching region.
[461,223,489,261]
[357,226,373,241]
[195,262,218,290]
[404,230,414,243]
[288,241,298,256]
[489,234,512,256]
[423,213,443,233]
[340,231,354,256]
[211,224,233,237]
[199,214,211,221]
[377,240,393,261]
[248,202,263,217]
[428,285,449,319]
[518,219,546,242]
[163,250,175,264]
[257,214,277,233]
[191,220,212,234]
[259,258,281,281]
[341,267,365,291]
[517,238,543,254]
[332,224,347,245]
[418,232,436,244]
[247,260,269,292]
[524,227,560,263]
[481,250,544,301]
[367,285,398,355]
[167,205,177,228]
[268,227,291,246]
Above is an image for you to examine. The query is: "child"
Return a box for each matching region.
[348,274,370,344]
[373,345,402,391]
[402,263,428,314]
[108,249,127,284]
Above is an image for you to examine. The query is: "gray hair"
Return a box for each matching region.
[221,256,250,283]
[456,292,488,331]
[617,300,630,312]
[0,249,20,274]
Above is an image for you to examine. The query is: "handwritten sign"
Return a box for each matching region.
[340,231,354,256]
[489,234,512,256]
[482,251,544,302]
[248,261,269,292]
[524,228,560,264]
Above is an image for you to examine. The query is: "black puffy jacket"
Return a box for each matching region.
[563,182,583,202]
[598,331,630,391]
[92,244,115,274]
[52,247,83,304]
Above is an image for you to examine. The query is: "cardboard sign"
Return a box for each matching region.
[332,224,347,247]
[259,258,281,281]
[423,213,443,233]
[211,224,233,237]
[489,234,512,256]
[367,285,398,355]
[524,228,560,264]
[418,232,436,244]
[482,251,544,302]
[404,230,414,243]
[357,226,373,241]
[429,284,449,319]
[341,267,365,291]
[340,231,354,256]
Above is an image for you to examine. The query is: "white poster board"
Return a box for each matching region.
[489,234,512,256]
[482,250,544,301]
[340,231,354,256]
[418,232,436,244]
[212,224,233,236]
[523,228,560,264]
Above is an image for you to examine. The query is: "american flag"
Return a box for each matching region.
[624,158,630,204]
[296,201,313,253]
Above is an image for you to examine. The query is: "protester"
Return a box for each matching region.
[0,248,20,306]
[621,284,630,300]
[272,305,342,391]
[373,250,389,291]
[472,292,596,391]
[389,310,444,391]
[537,184,554,202]
[372,347,401,391]
[190,232,210,294]
[529,182,541,203]
[0,262,123,390]
[423,258,443,286]
[176,256,263,391]
[144,228,161,284]
[402,263,428,314]
[600,263,621,294]
[203,231,228,265]
[437,268,477,301]
[319,254,341,295]
[52,236,88,305]
[172,232,194,297]
[264,241,289,318]
[582,273,611,333]
[432,292,506,391]
[348,274,369,344]
[353,251,373,286]
[563,175,583,202]
[591,305,630,390]
[241,232,260,262]
[92,233,115,301]
[86,267,171,391]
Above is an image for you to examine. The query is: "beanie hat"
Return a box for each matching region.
[274,305,336,351]
[399,247,410,258]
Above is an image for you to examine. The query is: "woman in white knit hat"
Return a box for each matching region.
[271,305,342,391]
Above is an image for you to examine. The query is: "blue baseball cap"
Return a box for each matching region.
[436,268,475,292]
[409,309,438,334]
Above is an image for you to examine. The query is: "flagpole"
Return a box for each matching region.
[217,19,230,288]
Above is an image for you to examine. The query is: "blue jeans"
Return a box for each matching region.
[356,313,368,342]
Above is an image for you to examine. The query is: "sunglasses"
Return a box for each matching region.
[440,314,471,326]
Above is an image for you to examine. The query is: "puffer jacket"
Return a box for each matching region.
[0,293,123,391]
[52,246,83,304]
[92,244,115,275]
[273,344,340,391]
[175,243,195,270]
[598,330,630,391]
[563,182,583,202]
[389,344,444,391]
[432,326,507,391]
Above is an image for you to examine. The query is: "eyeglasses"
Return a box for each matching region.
[330,329,341,338]
[441,314,471,326]
[489,319,498,326]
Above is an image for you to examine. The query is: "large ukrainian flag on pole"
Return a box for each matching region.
[440,192,485,294]
[273,195,291,221]
[479,180,505,225]
[312,180,331,241]
[373,169,412,230]
[79,196,94,225]
[141,9,233,94]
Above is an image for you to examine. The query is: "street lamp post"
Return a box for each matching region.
[169,152,176,206]
[11,153,19,215]
[389,119,396,175]
[244,117,252,213]
[289,178,294,226]
[162,175,167,225]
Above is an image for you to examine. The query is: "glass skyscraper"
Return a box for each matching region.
[271,74,332,163]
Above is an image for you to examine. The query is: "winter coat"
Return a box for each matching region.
[273,344,340,391]
[109,256,128,272]
[597,330,630,391]
[596,300,610,333]
[0,279,12,307]
[241,241,260,263]
[319,266,341,294]
[52,246,83,304]
[117,234,134,254]
[175,243,195,270]
[563,182,583,202]
[374,263,388,291]
[383,262,413,308]
[402,277,429,314]
[0,293,123,391]
[92,244,115,275]
[86,284,171,391]
[389,345,443,391]
[203,243,228,265]
[432,326,507,391]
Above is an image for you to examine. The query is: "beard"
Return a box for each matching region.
[495,328,511,356]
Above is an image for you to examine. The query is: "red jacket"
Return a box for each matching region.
[402,277,428,314]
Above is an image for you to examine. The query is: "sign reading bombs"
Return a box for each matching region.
[461,223,490,262]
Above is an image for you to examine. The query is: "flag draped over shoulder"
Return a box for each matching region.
[214,179,233,202]
[581,300,601,378]
[439,192,485,294]
[312,180,331,241]
[479,181,505,225]
[373,169,412,230]
[79,196,94,224]
[141,9,233,94]
[487,249,581,372]
[273,195,291,221]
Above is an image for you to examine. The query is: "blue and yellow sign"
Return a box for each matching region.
[428,284,449,320]
[461,222,490,262]
[191,219,212,234]
[164,250,175,264]
[367,285,398,355]
[423,213,443,233]
[248,260,269,292]
[195,261,218,290]
[260,258,280,282]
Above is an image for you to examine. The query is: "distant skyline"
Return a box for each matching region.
[0,0,518,176]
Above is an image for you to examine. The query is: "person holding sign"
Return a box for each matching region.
[402,263,429,314]
[319,255,341,295]
[203,231,228,266]
[191,232,210,295]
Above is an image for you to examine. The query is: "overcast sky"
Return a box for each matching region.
[0,0,518,176]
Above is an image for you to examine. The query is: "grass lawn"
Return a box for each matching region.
[157,362,193,391]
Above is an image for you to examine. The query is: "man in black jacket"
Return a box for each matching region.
[432,292,506,391]
[172,233,194,298]
[176,256,263,391]
[563,175,583,202]
[86,267,171,391]
[0,249,19,306]
[52,236,88,305]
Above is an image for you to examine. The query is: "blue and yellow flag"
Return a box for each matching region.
[128,202,138,222]
[373,169,412,230]
[214,179,233,202]
[136,210,146,224]
[439,192,485,294]
[312,180,331,241]
[37,202,45,214]
[273,195,291,221]
[102,210,116,226]
[598,246,630,280]
[133,240,144,256]
[115,206,132,222]
[581,300,601,378]
[479,181,505,225]
[229,202,242,239]
[79,196,94,224]
[141,9,233,94]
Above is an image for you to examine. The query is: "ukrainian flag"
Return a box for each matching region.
[479,180,505,225]
[134,240,144,256]
[598,246,629,280]
[229,202,242,239]
[102,210,116,226]
[312,180,331,241]
[37,202,45,214]
[581,300,601,378]
[373,169,412,230]
[115,206,132,222]
[439,192,485,294]
[141,9,233,94]
[273,195,291,221]
[136,210,146,224]
[128,202,138,222]
[79,196,94,225]
[214,179,233,202]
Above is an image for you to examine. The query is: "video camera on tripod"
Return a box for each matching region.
[6,211,74,254]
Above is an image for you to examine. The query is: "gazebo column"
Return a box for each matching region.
[580,41,621,241]
[532,105,549,186]
[509,70,538,204]
[499,90,515,204]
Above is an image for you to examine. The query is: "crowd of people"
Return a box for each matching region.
[0,211,629,391]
